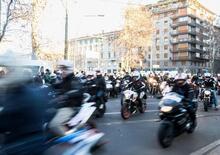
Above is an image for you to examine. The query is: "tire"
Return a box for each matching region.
[96,99,106,118]
[204,102,208,112]
[158,121,174,148]
[187,118,197,134]
[121,103,131,120]
[139,102,146,113]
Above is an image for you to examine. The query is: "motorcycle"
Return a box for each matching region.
[201,89,213,111]
[148,78,159,95]
[158,92,197,148]
[106,80,113,98]
[84,84,107,118]
[0,99,105,155]
[120,87,147,120]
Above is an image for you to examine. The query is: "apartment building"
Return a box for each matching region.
[69,31,120,73]
[146,0,217,73]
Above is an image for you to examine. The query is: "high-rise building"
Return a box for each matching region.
[146,0,217,73]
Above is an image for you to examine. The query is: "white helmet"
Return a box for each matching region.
[175,73,187,81]
[132,71,140,81]
[57,60,73,73]
[174,73,187,86]
[57,60,74,78]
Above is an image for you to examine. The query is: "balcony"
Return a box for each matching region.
[171,20,196,28]
[191,54,209,61]
[171,38,196,44]
[171,56,189,61]
[170,29,196,36]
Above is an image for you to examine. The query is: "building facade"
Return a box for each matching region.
[146,0,216,73]
[69,31,120,73]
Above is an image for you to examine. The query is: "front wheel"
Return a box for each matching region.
[121,103,131,120]
[203,102,208,112]
[158,121,174,148]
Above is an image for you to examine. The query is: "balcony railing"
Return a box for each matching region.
[171,38,196,44]
[171,20,196,28]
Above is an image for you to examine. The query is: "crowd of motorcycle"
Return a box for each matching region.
[1,59,220,154]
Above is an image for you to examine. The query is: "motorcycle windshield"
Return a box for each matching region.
[160,92,183,107]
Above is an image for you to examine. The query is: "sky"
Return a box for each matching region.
[1,0,220,53]
[40,0,220,40]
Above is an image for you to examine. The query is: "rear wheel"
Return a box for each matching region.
[139,101,146,113]
[158,121,174,148]
[96,99,106,118]
[187,118,197,134]
[121,103,131,120]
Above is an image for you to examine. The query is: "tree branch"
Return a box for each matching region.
[0,0,14,42]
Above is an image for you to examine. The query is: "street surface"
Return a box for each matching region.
[94,95,220,155]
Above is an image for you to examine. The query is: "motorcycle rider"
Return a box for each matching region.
[94,70,106,102]
[127,71,146,107]
[49,60,84,136]
[0,66,48,145]
[202,73,218,110]
[109,73,117,97]
[171,73,197,126]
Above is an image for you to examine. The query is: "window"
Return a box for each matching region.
[101,53,103,58]
[164,37,168,43]
[164,20,168,24]
[108,53,111,58]
[156,46,160,51]
[156,54,160,59]
[156,30,160,34]
[90,45,92,51]
[156,38,160,44]
[164,45,168,50]
[164,28,168,33]
[157,61,160,65]
[164,61,168,66]
[148,54,151,59]
[164,53,168,58]
[148,46,151,51]
[181,61,186,65]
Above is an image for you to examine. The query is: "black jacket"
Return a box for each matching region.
[172,82,194,101]
[52,73,83,107]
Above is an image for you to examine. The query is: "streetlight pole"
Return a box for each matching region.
[64,7,68,60]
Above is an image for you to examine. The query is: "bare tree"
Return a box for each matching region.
[117,6,154,72]
[31,0,47,59]
[0,0,30,42]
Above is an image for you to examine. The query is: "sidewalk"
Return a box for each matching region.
[206,145,220,155]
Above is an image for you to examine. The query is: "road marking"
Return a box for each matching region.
[190,139,220,155]
[105,110,159,115]
[100,113,220,126]
[100,118,160,126]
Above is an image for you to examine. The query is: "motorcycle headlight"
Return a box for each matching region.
[124,93,130,99]
[160,106,173,112]
[204,91,211,95]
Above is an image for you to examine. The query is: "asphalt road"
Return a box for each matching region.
[94,95,220,155]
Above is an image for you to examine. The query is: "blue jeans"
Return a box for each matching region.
[211,90,218,107]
